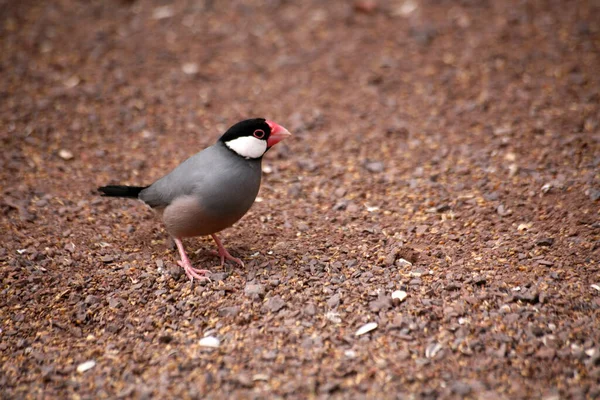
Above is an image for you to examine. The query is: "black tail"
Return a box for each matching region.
[98,185,148,198]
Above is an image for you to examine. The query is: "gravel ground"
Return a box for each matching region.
[1,0,599,398]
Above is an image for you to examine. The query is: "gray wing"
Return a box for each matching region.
[139,145,220,208]
[139,143,261,212]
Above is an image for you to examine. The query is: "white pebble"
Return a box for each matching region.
[63,76,80,88]
[425,342,442,358]
[541,183,552,193]
[396,0,417,16]
[344,350,357,358]
[182,63,199,75]
[76,360,96,373]
[500,305,512,313]
[325,311,341,324]
[252,374,269,381]
[396,258,412,267]
[153,5,174,19]
[585,348,596,357]
[591,284,600,292]
[391,290,408,303]
[355,322,378,336]
[508,163,519,177]
[504,152,517,162]
[59,149,74,160]
[198,336,220,348]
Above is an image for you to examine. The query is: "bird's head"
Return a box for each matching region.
[219,118,291,159]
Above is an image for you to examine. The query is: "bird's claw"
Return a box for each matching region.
[177,260,211,283]
[213,249,244,268]
[210,235,244,268]
[204,249,244,267]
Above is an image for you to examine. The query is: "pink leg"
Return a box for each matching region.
[174,238,211,282]
[211,234,244,268]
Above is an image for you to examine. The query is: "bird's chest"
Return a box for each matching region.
[163,159,262,237]
[200,163,260,214]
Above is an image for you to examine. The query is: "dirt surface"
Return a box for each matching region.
[1,0,600,398]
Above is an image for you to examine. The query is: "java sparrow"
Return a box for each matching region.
[98,118,291,282]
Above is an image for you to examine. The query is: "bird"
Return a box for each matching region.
[98,118,291,282]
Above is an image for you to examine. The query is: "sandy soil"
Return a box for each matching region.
[1,0,599,398]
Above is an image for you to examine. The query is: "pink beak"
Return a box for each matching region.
[266,120,292,148]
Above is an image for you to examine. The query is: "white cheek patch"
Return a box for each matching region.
[225,136,268,159]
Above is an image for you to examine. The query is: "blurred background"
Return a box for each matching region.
[3,0,597,194]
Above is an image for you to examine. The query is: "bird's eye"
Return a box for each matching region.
[253,129,265,139]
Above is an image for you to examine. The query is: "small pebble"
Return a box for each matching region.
[304,303,317,316]
[327,293,341,308]
[265,295,286,312]
[497,204,512,216]
[344,350,357,358]
[347,203,359,213]
[334,187,346,197]
[425,342,442,358]
[504,152,517,162]
[395,0,417,16]
[198,336,220,348]
[535,347,556,360]
[451,381,472,396]
[536,237,555,247]
[436,204,451,213]
[365,204,379,212]
[391,290,408,304]
[253,374,269,382]
[354,0,378,14]
[218,306,240,317]
[365,161,384,173]
[415,225,428,235]
[585,348,596,357]
[63,76,80,88]
[396,258,413,268]
[153,5,174,19]
[541,183,552,194]
[100,255,115,263]
[355,322,378,336]
[244,283,265,298]
[182,63,199,75]
[76,360,96,373]
[325,311,341,324]
[518,222,532,231]
[59,149,74,160]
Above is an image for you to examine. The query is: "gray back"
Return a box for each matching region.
[140,142,262,218]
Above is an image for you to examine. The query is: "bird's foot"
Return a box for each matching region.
[177,260,211,283]
[216,247,244,268]
[211,234,244,268]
